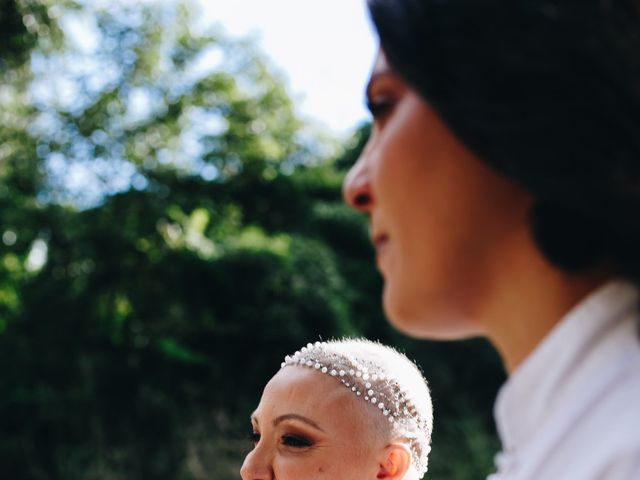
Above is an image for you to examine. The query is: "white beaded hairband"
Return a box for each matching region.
[281,340,432,477]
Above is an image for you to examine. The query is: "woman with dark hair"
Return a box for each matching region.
[343,1,640,478]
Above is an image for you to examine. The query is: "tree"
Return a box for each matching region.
[0,1,504,479]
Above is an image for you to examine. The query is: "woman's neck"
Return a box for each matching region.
[479,232,610,374]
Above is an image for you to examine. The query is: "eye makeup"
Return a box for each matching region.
[248,412,323,451]
[249,430,260,444]
[281,433,314,449]
[366,96,396,119]
[365,71,402,125]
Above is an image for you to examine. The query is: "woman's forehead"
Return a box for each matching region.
[257,367,363,418]
[266,366,348,399]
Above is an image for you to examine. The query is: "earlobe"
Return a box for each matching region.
[377,443,411,479]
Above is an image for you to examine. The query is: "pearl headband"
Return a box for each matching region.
[281,340,432,477]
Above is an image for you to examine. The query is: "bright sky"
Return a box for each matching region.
[197,0,378,136]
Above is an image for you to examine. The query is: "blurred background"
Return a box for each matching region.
[0,0,505,478]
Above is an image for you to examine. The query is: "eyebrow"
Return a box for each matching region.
[250,413,326,433]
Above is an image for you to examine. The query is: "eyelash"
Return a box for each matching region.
[282,434,313,448]
[248,430,313,449]
[366,97,395,120]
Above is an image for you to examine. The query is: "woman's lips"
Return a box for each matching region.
[373,233,389,249]
[373,233,390,262]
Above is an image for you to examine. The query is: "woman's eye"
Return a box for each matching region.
[249,431,260,444]
[366,97,395,120]
[282,434,313,448]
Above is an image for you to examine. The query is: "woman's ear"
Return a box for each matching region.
[376,443,411,479]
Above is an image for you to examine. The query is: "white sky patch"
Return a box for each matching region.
[59,11,100,53]
[26,239,49,273]
[196,0,377,136]
[186,45,225,82]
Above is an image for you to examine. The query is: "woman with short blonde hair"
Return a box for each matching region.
[241,339,433,480]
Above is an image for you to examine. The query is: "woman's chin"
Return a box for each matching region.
[382,283,478,340]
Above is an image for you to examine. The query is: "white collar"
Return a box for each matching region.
[493,279,639,454]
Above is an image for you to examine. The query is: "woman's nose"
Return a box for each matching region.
[240,448,274,480]
[342,149,373,212]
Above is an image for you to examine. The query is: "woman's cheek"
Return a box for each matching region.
[274,455,320,479]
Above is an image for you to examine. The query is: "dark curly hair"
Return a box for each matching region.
[367,0,640,282]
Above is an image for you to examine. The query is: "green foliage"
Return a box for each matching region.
[0,1,504,479]
[0,0,67,67]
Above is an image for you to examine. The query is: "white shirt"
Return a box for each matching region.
[489,280,640,480]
